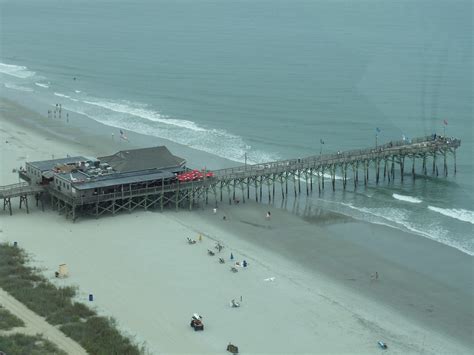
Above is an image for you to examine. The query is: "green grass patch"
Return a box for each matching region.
[0,333,67,355]
[0,243,144,354]
[0,305,25,330]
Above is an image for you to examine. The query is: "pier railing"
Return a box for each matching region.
[0,182,44,199]
[44,135,460,206]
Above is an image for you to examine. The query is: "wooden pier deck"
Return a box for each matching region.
[1,135,461,220]
[0,182,45,215]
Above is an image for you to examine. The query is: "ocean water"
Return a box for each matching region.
[1,0,472,254]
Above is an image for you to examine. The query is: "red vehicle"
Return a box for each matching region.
[177,169,213,182]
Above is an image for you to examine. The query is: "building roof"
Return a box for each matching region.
[64,170,177,191]
[28,156,88,171]
[98,146,185,173]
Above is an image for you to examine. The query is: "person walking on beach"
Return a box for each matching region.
[266,211,271,220]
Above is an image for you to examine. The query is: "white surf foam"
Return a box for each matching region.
[4,83,34,92]
[0,62,35,79]
[65,102,280,165]
[428,206,474,225]
[35,82,49,88]
[83,99,206,132]
[392,193,422,204]
[75,90,81,93]
[54,92,72,99]
[338,202,473,256]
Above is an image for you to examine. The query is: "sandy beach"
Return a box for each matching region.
[1,98,472,354]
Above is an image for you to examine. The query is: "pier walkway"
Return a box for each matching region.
[1,135,461,220]
[0,182,45,215]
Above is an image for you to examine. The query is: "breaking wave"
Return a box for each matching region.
[339,202,473,256]
[63,98,280,164]
[35,82,50,88]
[83,99,206,132]
[428,206,474,225]
[54,92,72,99]
[392,193,422,204]
[4,83,34,92]
[0,62,36,79]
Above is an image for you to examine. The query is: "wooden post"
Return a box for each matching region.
[247,177,250,199]
[412,158,415,180]
[4,197,12,215]
[318,168,321,195]
[297,170,301,194]
[272,176,275,200]
[390,158,395,180]
[364,161,367,186]
[331,166,335,191]
[176,182,180,211]
[343,164,347,189]
[376,159,380,184]
[353,165,357,189]
[432,153,436,175]
[161,178,164,211]
[255,179,258,202]
[190,182,194,210]
[305,172,309,195]
[400,156,405,182]
[454,150,457,175]
[293,173,297,197]
[443,150,448,176]
[321,167,325,189]
[232,180,236,201]
[355,162,359,184]
[366,160,369,182]
[268,180,271,202]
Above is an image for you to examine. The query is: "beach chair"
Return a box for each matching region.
[219,257,225,264]
[207,249,215,256]
[230,266,238,273]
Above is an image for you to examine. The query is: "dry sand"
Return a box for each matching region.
[1,100,472,354]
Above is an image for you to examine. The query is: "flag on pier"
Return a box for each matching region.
[443,119,448,126]
[320,139,325,144]
[376,127,381,133]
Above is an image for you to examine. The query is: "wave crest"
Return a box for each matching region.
[0,62,35,79]
[428,206,474,225]
[4,83,34,92]
[392,193,422,203]
[35,82,50,88]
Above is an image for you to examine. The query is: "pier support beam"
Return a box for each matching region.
[3,197,12,216]
[19,195,29,214]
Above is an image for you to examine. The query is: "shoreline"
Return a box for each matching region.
[2,95,472,256]
[1,97,473,353]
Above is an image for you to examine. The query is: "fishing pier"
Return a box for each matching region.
[1,135,460,221]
